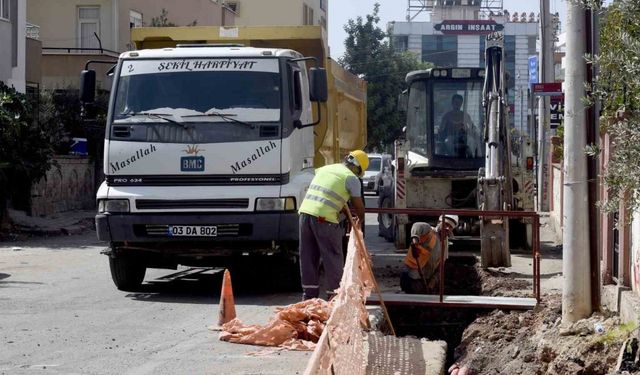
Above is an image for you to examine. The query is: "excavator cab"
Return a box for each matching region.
[405,68,486,172]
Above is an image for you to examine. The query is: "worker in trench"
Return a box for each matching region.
[297,150,368,300]
[401,215,459,294]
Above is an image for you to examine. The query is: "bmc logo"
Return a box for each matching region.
[181,156,205,172]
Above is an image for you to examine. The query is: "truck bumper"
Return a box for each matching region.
[95,212,299,245]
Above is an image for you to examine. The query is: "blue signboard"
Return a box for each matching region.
[528,56,538,86]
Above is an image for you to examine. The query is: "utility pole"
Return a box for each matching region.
[563,1,592,323]
[537,0,554,211]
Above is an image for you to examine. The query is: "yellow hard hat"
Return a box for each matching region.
[347,150,369,176]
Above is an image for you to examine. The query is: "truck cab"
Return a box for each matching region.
[84,44,328,290]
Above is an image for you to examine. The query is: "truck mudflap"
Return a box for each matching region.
[95,212,299,244]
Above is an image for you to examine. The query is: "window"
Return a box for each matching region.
[226,2,239,13]
[393,36,408,53]
[421,35,458,67]
[303,3,314,25]
[0,0,9,20]
[319,0,326,11]
[129,10,142,29]
[78,6,100,49]
[367,157,382,172]
[303,4,308,25]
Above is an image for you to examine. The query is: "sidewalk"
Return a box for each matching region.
[7,208,95,235]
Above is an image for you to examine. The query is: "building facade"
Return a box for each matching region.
[391,3,538,134]
[0,0,26,92]
[231,0,327,30]
[27,0,236,89]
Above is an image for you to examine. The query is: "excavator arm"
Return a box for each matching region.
[478,33,514,268]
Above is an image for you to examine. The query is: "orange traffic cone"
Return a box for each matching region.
[217,269,236,326]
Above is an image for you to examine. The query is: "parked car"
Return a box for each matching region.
[363,153,392,195]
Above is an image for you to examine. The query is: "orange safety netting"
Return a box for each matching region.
[218,218,389,374]
[304,222,381,375]
[219,298,332,351]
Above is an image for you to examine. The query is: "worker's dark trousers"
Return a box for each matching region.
[299,213,344,300]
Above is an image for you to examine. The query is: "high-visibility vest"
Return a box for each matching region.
[404,231,438,269]
[299,163,354,224]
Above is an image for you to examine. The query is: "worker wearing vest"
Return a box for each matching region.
[400,215,458,294]
[298,150,368,300]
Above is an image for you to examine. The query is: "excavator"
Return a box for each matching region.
[378,32,535,268]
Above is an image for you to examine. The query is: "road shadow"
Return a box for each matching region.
[0,273,45,288]
[124,267,301,306]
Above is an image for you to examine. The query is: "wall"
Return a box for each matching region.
[632,212,640,294]
[25,37,41,84]
[123,0,235,51]
[233,0,327,28]
[30,156,95,216]
[0,19,11,83]
[40,53,114,90]
[7,0,26,92]
[28,0,116,51]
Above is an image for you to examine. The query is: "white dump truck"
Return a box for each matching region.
[80,26,366,290]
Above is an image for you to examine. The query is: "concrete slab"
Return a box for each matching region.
[366,331,446,375]
[367,293,538,310]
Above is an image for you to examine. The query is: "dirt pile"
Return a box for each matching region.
[453,287,636,374]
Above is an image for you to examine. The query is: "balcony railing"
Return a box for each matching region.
[42,47,120,57]
[26,22,40,40]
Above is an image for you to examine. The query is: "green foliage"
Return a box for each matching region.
[339,3,432,152]
[597,322,636,345]
[149,8,197,27]
[0,82,63,211]
[587,0,640,212]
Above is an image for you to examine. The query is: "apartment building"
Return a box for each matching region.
[0,0,26,92]
[231,0,327,30]
[27,0,236,89]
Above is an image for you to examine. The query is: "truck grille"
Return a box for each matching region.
[136,199,249,210]
[141,224,251,237]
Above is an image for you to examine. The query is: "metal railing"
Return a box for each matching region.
[26,22,40,40]
[364,207,542,306]
[42,47,120,56]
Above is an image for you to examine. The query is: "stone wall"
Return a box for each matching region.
[30,156,94,216]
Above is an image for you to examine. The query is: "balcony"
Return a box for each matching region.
[26,22,40,40]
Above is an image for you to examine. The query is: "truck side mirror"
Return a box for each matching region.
[80,69,96,103]
[397,91,408,113]
[309,68,328,102]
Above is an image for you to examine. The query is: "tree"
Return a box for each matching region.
[149,8,197,27]
[0,83,63,219]
[585,0,640,213]
[339,3,432,151]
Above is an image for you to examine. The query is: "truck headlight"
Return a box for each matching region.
[255,197,296,212]
[98,199,130,213]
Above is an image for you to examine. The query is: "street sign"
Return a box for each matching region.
[550,96,564,128]
[528,56,538,86]
[532,82,562,96]
[434,20,504,35]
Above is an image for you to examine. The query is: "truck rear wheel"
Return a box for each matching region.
[377,186,395,242]
[109,254,146,291]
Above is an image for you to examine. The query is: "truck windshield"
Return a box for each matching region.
[407,79,484,160]
[113,58,281,123]
[367,157,382,172]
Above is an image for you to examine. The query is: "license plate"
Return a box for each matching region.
[168,225,218,237]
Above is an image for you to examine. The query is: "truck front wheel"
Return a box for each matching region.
[109,254,146,291]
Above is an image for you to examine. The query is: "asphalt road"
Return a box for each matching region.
[0,196,387,375]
